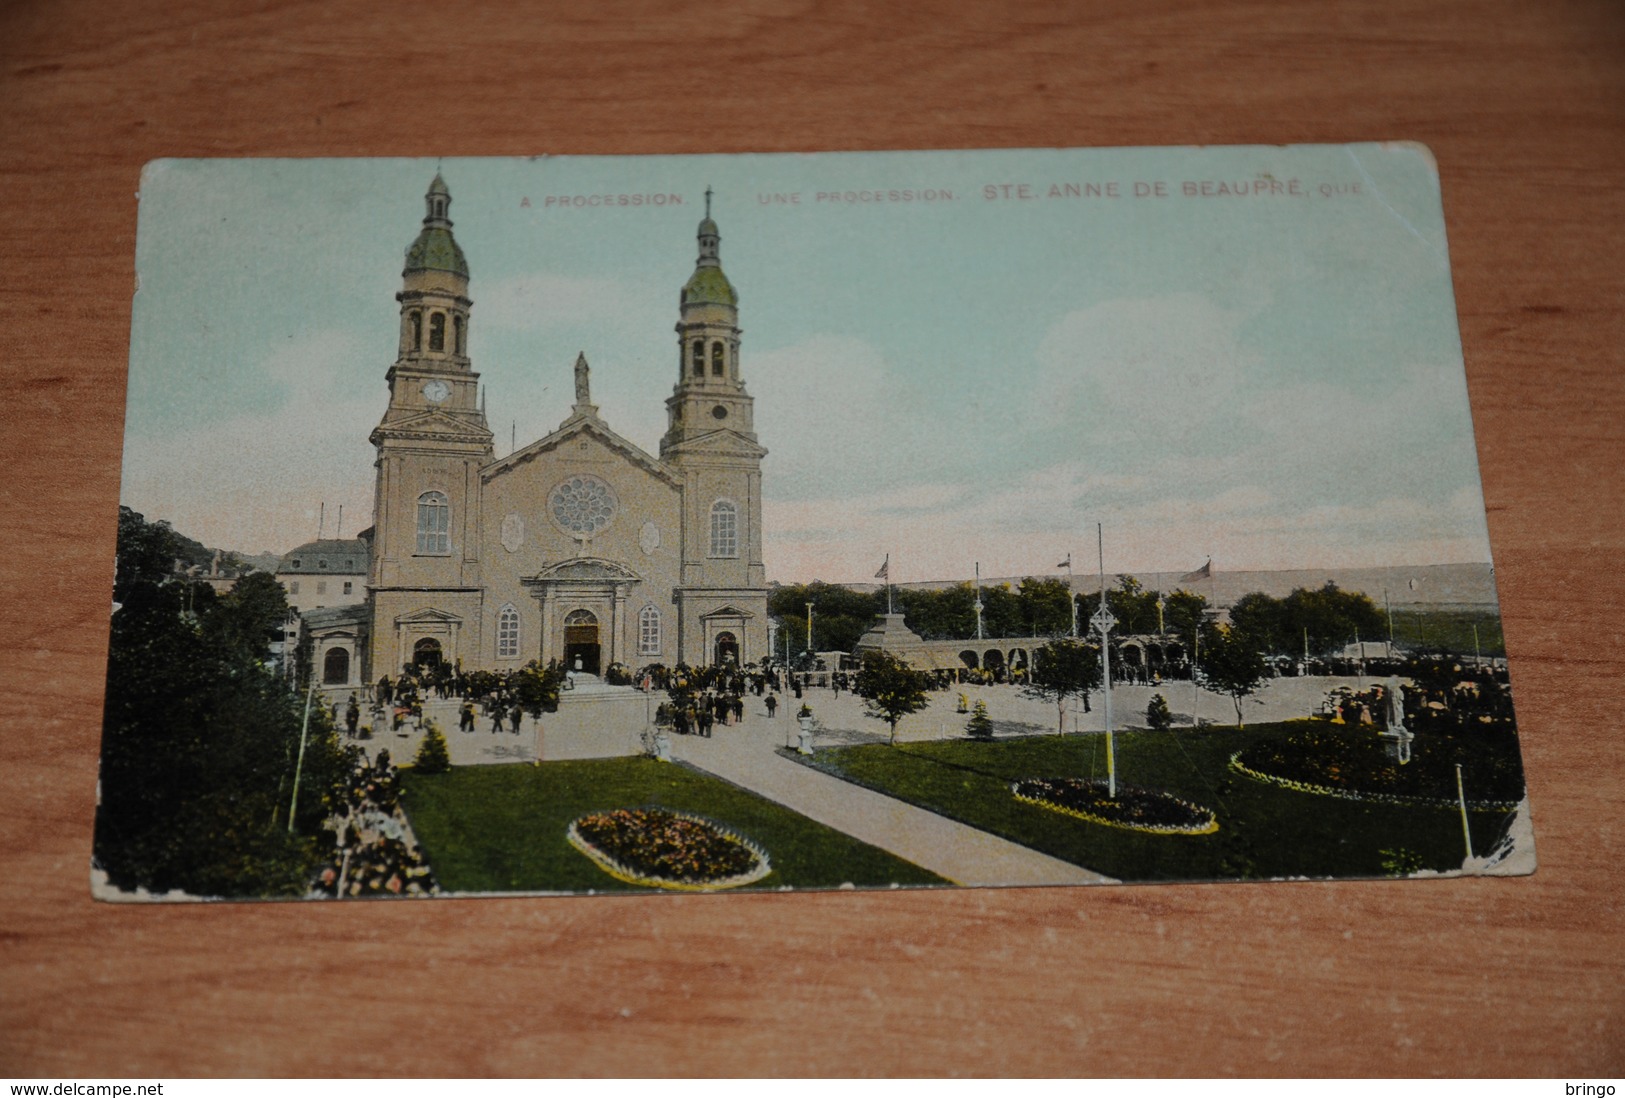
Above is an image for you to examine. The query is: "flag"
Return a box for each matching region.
[1057,554,1071,569]
[874,556,889,580]
[1179,558,1212,583]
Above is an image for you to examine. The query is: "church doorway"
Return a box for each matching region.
[563,609,601,676]
[413,638,443,671]
[323,647,350,685]
[714,631,739,667]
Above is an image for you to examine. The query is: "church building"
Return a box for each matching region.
[360,176,769,681]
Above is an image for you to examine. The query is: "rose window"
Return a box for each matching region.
[549,475,617,535]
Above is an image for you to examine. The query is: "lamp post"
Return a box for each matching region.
[1091,524,1117,797]
[805,602,814,666]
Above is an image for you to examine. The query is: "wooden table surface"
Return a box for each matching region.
[2,0,1621,1078]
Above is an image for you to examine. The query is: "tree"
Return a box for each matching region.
[95,509,349,898]
[965,699,994,740]
[1227,591,1286,655]
[513,660,565,715]
[1024,639,1102,735]
[206,571,289,664]
[413,721,451,774]
[1146,693,1173,731]
[1197,623,1268,727]
[852,650,932,745]
[1017,577,1073,636]
[1162,589,1209,642]
[768,581,882,658]
[1227,582,1386,658]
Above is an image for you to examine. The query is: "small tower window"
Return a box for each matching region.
[416,491,450,554]
[711,342,725,376]
[429,313,446,352]
[410,311,422,351]
[453,315,465,355]
[709,499,738,558]
[691,339,705,377]
[497,604,520,658]
[639,605,662,655]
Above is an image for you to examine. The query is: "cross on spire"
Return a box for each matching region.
[705,185,713,218]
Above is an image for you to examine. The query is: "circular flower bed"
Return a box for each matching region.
[1231,725,1523,809]
[567,808,771,891]
[1012,778,1218,835]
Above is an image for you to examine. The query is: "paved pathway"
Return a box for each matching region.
[350,672,1367,886]
[668,711,1116,887]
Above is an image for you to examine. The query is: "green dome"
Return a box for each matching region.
[405,226,468,278]
[682,265,737,306]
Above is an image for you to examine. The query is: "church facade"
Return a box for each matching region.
[362,176,769,680]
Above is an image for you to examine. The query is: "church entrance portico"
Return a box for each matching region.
[522,557,643,672]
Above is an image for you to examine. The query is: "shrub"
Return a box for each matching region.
[413,720,451,774]
[1146,693,1173,731]
[966,699,994,740]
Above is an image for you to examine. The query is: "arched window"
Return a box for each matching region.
[453,315,465,355]
[711,341,725,376]
[691,339,704,376]
[497,604,520,658]
[709,499,738,558]
[416,491,450,554]
[639,605,662,655]
[410,311,422,351]
[429,312,446,352]
[323,647,350,685]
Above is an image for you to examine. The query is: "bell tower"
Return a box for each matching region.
[367,175,493,672]
[375,174,484,423]
[660,193,769,666]
[660,188,758,450]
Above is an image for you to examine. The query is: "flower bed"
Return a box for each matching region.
[1012,778,1218,835]
[1230,724,1522,809]
[567,808,771,891]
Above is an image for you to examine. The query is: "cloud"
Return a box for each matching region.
[1033,293,1257,431]
[752,334,938,500]
[120,330,380,555]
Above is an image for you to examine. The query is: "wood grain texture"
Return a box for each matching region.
[1,0,1621,1077]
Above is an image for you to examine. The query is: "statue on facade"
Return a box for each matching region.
[574,352,589,402]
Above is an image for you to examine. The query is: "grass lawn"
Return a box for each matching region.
[805,721,1524,883]
[400,757,948,894]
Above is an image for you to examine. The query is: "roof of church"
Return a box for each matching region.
[405,225,468,278]
[277,538,370,575]
[483,413,684,488]
[682,264,737,306]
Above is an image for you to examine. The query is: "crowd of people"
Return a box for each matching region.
[309,749,438,899]
[345,659,568,738]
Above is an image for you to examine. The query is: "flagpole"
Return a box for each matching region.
[888,554,894,615]
[974,561,984,641]
[1067,555,1076,637]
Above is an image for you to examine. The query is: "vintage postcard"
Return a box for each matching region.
[96,145,1532,901]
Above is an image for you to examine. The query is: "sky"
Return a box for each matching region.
[120,144,1496,584]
